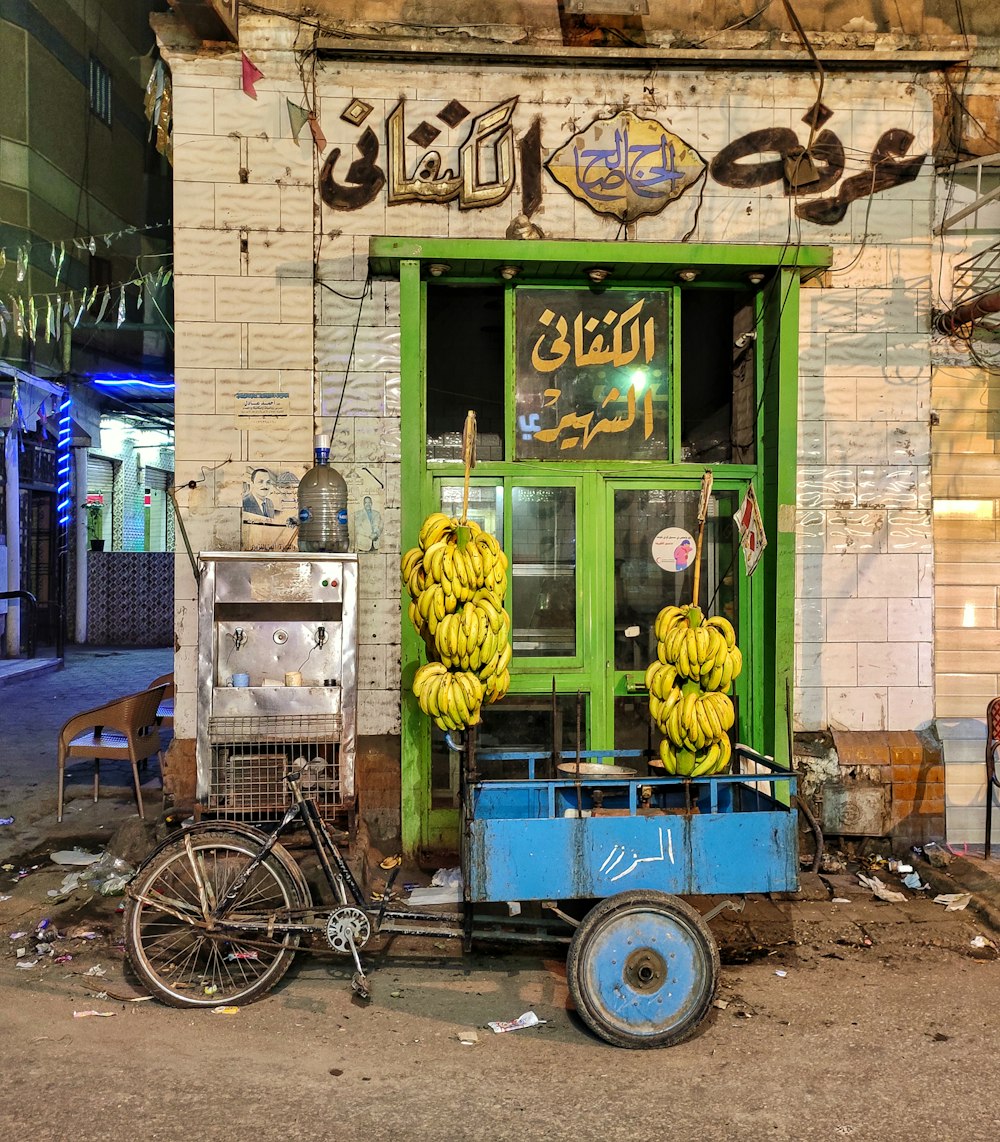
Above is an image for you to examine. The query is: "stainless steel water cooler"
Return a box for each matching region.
[196,552,358,822]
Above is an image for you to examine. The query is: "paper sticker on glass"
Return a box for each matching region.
[515,288,669,461]
[546,110,705,223]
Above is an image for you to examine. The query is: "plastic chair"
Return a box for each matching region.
[149,672,174,730]
[986,697,1000,859]
[57,684,168,822]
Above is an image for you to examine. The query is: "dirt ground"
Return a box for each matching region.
[1,832,999,1142]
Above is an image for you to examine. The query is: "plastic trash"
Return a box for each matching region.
[50,849,101,866]
[72,1010,116,1018]
[933,892,972,911]
[487,1011,546,1034]
[0,816,14,826]
[857,874,906,903]
[431,867,463,889]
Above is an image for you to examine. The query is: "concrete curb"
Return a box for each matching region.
[916,854,1000,935]
[0,658,63,687]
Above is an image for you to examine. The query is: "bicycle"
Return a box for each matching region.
[123,762,451,1008]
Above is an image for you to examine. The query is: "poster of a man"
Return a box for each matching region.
[241,466,302,551]
[354,494,383,553]
[243,468,278,518]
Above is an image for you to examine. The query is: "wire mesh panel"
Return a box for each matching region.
[207,714,344,821]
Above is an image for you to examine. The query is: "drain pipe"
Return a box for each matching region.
[934,291,1000,335]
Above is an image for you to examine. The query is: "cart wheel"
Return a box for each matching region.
[567,890,719,1049]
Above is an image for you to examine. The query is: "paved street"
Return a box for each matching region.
[1,845,999,1142]
[2,651,1000,1140]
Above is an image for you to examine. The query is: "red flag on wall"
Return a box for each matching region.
[241,53,264,99]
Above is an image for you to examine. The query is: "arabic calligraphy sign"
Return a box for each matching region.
[515,289,668,461]
[546,110,705,223]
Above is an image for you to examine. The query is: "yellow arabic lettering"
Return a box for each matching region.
[574,312,615,366]
[531,310,572,373]
[533,385,640,451]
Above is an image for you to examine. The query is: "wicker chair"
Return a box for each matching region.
[149,672,174,730]
[987,697,1000,859]
[57,684,168,822]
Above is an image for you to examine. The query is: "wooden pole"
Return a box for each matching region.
[691,468,713,609]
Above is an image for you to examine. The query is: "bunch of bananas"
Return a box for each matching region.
[645,604,743,777]
[401,512,512,731]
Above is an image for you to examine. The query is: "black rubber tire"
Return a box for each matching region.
[124,829,310,1008]
[567,890,719,1049]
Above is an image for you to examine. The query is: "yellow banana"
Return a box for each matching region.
[645,660,660,691]
[729,645,743,681]
[701,695,723,741]
[690,741,720,778]
[707,615,736,649]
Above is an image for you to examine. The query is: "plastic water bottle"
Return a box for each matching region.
[297,433,349,552]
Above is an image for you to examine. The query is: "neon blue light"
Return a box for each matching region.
[57,395,72,529]
[90,375,174,391]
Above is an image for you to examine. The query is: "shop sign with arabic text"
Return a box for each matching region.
[515,289,669,461]
[546,110,705,223]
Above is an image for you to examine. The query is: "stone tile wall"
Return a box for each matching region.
[160,27,946,823]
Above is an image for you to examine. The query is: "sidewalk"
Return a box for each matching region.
[0,644,173,864]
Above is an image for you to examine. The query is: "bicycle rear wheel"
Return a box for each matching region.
[124,829,310,1008]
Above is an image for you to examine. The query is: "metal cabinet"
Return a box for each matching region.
[196,552,358,822]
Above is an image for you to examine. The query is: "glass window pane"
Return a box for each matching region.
[680,290,756,464]
[613,488,739,671]
[430,695,589,804]
[437,483,503,539]
[515,288,669,461]
[614,695,658,759]
[426,285,505,462]
[512,486,576,657]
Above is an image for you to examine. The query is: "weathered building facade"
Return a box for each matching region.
[155,2,1000,852]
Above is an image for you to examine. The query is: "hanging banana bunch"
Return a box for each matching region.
[401,512,511,731]
[646,604,742,776]
[646,468,744,776]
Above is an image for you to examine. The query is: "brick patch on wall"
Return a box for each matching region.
[889,730,945,845]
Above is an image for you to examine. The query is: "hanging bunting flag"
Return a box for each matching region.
[0,249,5,274]
[88,237,96,255]
[94,288,110,324]
[308,112,327,152]
[16,247,28,282]
[28,296,37,338]
[0,304,6,339]
[241,53,264,99]
[286,99,310,143]
[55,242,66,284]
[45,297,55,340]
[117,285,126,327]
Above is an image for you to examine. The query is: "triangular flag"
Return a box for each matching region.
[241,53,264,99]
[287,98,310,143]
[308,112,327,152]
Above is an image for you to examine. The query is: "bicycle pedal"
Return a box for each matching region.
[351,972,371,1001]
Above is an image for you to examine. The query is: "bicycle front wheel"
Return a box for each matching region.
[124,829,310,1008]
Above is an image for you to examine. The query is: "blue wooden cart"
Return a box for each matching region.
[459,743,798,1048]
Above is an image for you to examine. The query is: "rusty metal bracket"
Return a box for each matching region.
[701,897,744,924]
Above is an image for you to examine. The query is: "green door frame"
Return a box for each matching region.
[381,238,830,855]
